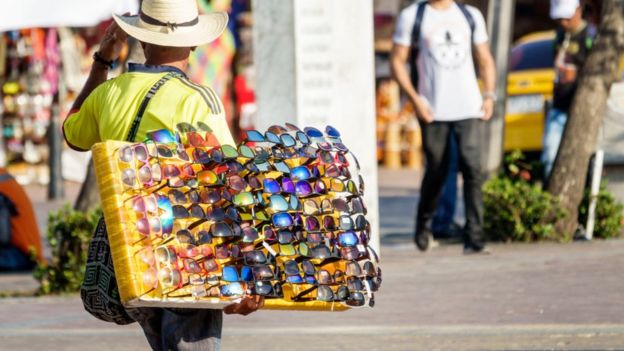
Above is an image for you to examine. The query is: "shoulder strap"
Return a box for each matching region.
[456,2,476,46]
[125,72,181,142]
[410,1,427,49]
[409,1,427,87]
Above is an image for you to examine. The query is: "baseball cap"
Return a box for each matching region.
[550,0,580,20]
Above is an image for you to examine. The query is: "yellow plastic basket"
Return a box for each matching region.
[92,140,349,311]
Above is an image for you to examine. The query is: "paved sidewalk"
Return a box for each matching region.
[3,169,624,350]
[2,240,624,350]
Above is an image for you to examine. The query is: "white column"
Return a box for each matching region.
[253,0,380,254]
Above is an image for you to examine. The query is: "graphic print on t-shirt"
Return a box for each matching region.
[428,26,468,70]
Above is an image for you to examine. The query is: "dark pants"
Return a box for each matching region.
[416,118,485,249]
[127,307,223,351]
[431,133,458,236]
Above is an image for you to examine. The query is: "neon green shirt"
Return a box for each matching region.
[63,63,235,150]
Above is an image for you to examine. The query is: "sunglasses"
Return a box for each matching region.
[244,129,286,145]
[283,260,308,284]
[171,204,207,220]
[196,170,223,187]
[300,198,333,216]
[302,215,337,233]
[238,209,270,223]
[317,150,349,166]
[322,178,358,195]
[265,194,300,213]
[222,265,254,282]
[338,214,368,231]
[185,131,220,148]
[271,212,302,228]
[237,144,257,159]
[278,241,310,258]
[323,164,351,179]
[240,222,260,243]
[317,285,350,302]
[214,243,241,260]
[153,143,190,162]
[119,164,162,190]
[146,129,180,144]
[294,179,327,198]
[263,177,296,194]
[157,266,183,289]
[127,194,159,213]
[252,280,283,297]
[117,143,150,164]
[189,147,212,164]
[241,250,270,266]
[136,247,159,290]
[161,163,197,180]
[331,197,367,215]
[210,221,243,238]
[317,268,346,285]
[220,282,246,298]
[310,243,341,262]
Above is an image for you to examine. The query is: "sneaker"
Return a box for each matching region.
[414,229,433,251]
[463,245,491,255]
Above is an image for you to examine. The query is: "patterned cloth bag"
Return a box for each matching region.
[80,217,135,324]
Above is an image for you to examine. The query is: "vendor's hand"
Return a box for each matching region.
[410,95,434,124]
[223,295,264,316]
[481,98,494,121]
[98,19,128,62]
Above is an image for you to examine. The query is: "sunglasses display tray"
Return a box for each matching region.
[92,124,380,311]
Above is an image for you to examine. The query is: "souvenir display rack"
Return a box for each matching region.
[1,29,59,181]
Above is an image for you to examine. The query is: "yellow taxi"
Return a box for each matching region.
[504,31,556,152]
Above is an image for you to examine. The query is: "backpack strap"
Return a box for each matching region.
[125,72,181,142]
[456,2,476,46]
[409,1,427,87]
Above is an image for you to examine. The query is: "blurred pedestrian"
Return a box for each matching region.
[0,168,44,271]
[390,0,496,254]
[63,0,262,349]
[541,0,596,180]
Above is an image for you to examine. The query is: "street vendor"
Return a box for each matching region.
[62,0,263,349]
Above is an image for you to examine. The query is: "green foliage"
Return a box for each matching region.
[579,184,624,239]
[483,151,568,242]
[33,205,100,294]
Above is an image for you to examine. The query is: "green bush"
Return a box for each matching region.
[483,151,567,242]
[33,205,101,294]
[579,184,624,239]
[484,150,624,242]
[483,176,568,242]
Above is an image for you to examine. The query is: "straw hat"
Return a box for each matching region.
[112,0,228,47]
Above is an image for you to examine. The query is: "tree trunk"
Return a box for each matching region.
[73,158,100,212]
[547,0,624,236]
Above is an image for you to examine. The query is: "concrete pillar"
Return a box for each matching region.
[253,0,381,254]
[485,0,515,174]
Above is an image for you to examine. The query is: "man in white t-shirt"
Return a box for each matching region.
[390,0,496,254]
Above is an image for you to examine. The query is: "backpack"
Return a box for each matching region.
[0,175,18,246]
[409,0,476,87]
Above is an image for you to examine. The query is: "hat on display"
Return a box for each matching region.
[550,0,580,20]
[113,0,228,47]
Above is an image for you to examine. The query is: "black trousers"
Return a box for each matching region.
[416,118,485,249]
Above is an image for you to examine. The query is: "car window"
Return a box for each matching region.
[509,39,555,71]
